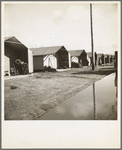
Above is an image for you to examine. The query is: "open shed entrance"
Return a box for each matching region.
[5,37,29,75]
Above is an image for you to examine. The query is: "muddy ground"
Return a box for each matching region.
[4,66,115,120]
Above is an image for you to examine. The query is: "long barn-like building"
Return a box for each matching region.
[30,46,71,71]
[4,36,33,75]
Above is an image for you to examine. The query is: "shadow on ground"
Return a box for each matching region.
[72,68,115,75]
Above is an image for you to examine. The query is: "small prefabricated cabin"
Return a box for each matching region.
[4,36,33,75]
[87,52,97,66]
[97,53,104,65]
[104,54,109,64]
[109,55,114,63]
[69,50,88,67]
[30,46,70,71]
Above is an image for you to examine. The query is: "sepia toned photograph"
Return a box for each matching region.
[2,1,121,149]
[3,1,120,121]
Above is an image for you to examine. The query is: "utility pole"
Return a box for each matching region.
[90,4,95,70]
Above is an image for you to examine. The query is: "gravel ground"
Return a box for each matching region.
[4,66,115,120]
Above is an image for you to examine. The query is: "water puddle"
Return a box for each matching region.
[39,73,117,120]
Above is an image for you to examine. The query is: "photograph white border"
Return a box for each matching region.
[2,1,121,148]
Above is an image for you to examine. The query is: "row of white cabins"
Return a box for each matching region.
[4,36,115,75]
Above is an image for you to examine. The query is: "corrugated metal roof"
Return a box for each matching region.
[30,46,66,56]
[68,50,85,57]
[4,36,27,51]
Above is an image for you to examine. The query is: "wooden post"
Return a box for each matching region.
[90,4,95,70]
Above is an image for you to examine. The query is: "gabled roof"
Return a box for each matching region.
[30,46,66,56]
[4,36,14,41]
[87,52,92,58]
[4,36,27,51]
[97,53,103,58]
[104,54,109,58]
[5,36,23,45]
[109,55,114,58]
[87,52,97,58]
[68,50,85,57]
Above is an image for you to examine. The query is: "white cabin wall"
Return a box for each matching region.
[28,49,33,73]
[44,55,57,69]
[71,56,78,63]
[68,52,71,68]
[87,55,91,66]
[4,55,10,75]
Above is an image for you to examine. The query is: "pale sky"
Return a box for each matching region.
[3,2,120,55]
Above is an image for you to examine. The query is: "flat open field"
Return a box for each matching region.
[4,66,115,120]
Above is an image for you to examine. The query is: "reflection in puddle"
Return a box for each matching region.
[93,83,97,120]
[39,73,117,120]
[114,71,117,98]
[91,73,117,120]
